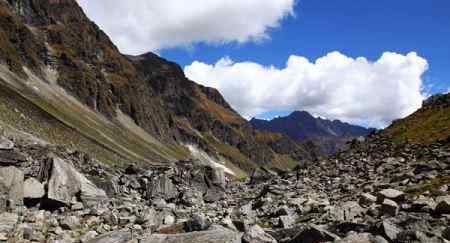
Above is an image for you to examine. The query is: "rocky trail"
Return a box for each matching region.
[0,126,449,243]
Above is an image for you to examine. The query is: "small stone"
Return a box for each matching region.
[382,199,399,216]
[71,202,84,211]
[185,214,209,232]
[359,193,377,207]
[163,214,175,225]
[0,137,14,150]
[435,195,450,214]
[242,224,277,243]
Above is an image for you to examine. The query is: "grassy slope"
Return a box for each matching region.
[384,106,450,144]
[0,65,189,167]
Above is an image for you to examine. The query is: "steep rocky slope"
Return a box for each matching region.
[0,0,315,176]
[383,93,450,145]
[251,111,374,154]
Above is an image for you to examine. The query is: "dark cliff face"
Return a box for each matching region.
[250,111,374,154]
[0,0,315,174]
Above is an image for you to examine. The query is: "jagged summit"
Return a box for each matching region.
[250,110,374,154]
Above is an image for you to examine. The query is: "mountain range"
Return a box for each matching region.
[250,111,375,154]
[0,0,316,178]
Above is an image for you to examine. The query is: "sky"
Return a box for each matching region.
[77,0,450,128]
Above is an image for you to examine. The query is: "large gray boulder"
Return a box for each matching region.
[147,174,178,200]
[23,178,45,199]
[47,157,107,206]
[331,201,365,222]
[142,225,242,243]
[0,166,24,209]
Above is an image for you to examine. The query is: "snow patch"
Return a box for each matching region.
[185,144,235,176]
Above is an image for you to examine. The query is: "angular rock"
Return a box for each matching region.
[0,150,26,166]
[377,189,405,202]
[142,225,242,243]
[0,166,24,209]
[23,178,45,199]
[181,189,203,206]
[381,199,399,216]
[47,157,107,206]
[185,214,210,232]
[411,196,435,212]
[242,225,277,243]
[331,201,365,222]
[359,193,377,207]
[0,137,14,150]
[435,196,450,215]
[147,174,178,200]
[382,219,401,241]
[204,187,226,203]
[278,215,296,229]
[290,224,340,243]
[336,233,388,243]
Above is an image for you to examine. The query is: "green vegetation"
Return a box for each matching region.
[403,176,450,197]
[384,106,450,144]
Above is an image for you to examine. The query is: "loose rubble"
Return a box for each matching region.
[0,131,449,243]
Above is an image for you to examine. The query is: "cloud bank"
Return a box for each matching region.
[77,0,295,54]
[185,52,428,127]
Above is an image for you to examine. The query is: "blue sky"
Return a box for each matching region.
[79,0,449,127]
[161,0,450,94]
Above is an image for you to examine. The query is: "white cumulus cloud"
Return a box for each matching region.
[76,0,295,54]
[185,52,428,128]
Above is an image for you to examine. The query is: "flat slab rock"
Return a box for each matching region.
[143,225,242,243]
[90,225,242,243]
[0,150,26,166]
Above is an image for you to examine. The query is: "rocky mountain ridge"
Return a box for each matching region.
[251,111,374,154]
[0,0,315,176]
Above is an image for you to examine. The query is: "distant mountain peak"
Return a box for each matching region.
[250,110,373,154]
